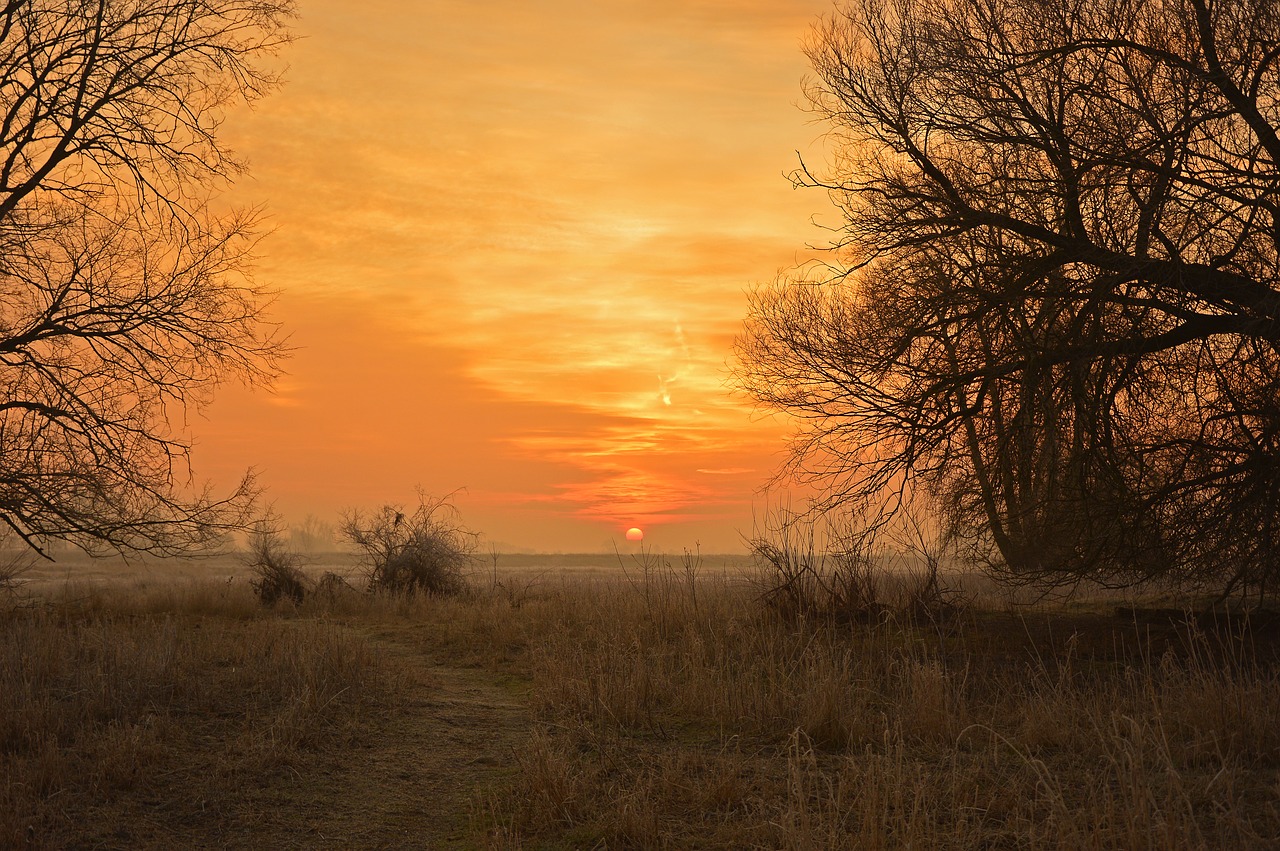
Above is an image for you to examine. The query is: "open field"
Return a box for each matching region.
[4,552,1279,848]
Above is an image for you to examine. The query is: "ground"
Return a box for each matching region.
[7,553,1280,848]
[180,624,524,849]
[211,625,528,850]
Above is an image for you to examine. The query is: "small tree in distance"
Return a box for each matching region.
[290,515,337,555]
[0,1,295,557]
[342,491,477,597]
[737,0,1280,598]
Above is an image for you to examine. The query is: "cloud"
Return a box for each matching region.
[204,0,830,550]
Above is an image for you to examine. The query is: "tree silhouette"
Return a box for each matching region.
[737,0,1280,596]
[0,1,293,556]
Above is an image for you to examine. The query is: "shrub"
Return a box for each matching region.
[245,519,309,606]
[0,554,30,611]
[342,491,476,596]
[314,571,357,599]
[750,507,959,625]
[749,512,884,623]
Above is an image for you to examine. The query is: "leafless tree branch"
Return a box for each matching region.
[737,0,1280,598]
[0,0,294,558]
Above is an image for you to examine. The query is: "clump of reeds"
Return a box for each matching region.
[0,549,31,610]
[748,507,959,626]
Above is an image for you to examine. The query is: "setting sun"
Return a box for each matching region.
[625,527,644,542]
[194,0,822,552]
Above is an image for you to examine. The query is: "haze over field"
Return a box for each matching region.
[196,0,833,552]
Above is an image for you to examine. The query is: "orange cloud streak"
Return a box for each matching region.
[197,0,831,551]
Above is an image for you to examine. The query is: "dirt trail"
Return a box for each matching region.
[225,625,530,849]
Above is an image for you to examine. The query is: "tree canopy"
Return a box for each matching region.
[737,0,1280,595]
[0,0,294,556]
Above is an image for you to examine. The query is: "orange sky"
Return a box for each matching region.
[198,0,833,552]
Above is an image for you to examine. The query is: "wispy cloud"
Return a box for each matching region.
[204,0,829,549]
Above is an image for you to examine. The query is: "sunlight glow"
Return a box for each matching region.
[200,0,828,550]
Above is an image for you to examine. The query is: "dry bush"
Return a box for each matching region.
[245,518,310,606]
[749,507,959,626]
[314,570,358,599]
[0,544,33,611]
[750,530,884,622]
[342,491,476,597]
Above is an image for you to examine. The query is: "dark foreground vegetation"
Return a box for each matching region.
[739,0,1280,598]
[0,582,404,848]
[4,553,1279,849]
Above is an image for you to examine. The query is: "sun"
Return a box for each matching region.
[625,527,644,542]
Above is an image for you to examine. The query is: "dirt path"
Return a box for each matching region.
[224,625,530,849]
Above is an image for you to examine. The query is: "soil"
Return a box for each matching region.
[239,626,529,850]
[94,623,531,850]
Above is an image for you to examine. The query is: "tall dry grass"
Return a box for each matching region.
[6,555,1279,848]
[0,579,405,849]
[458,555,1280,849]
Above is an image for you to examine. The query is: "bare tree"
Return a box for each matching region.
[289,514,335,555]
[0,1,294,557]
[737,0,1280,597]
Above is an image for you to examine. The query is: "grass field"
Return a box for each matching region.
[3,551,1279,848]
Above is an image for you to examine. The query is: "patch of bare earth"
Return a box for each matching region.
[53,623,530,850]
[223,628,528,849]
